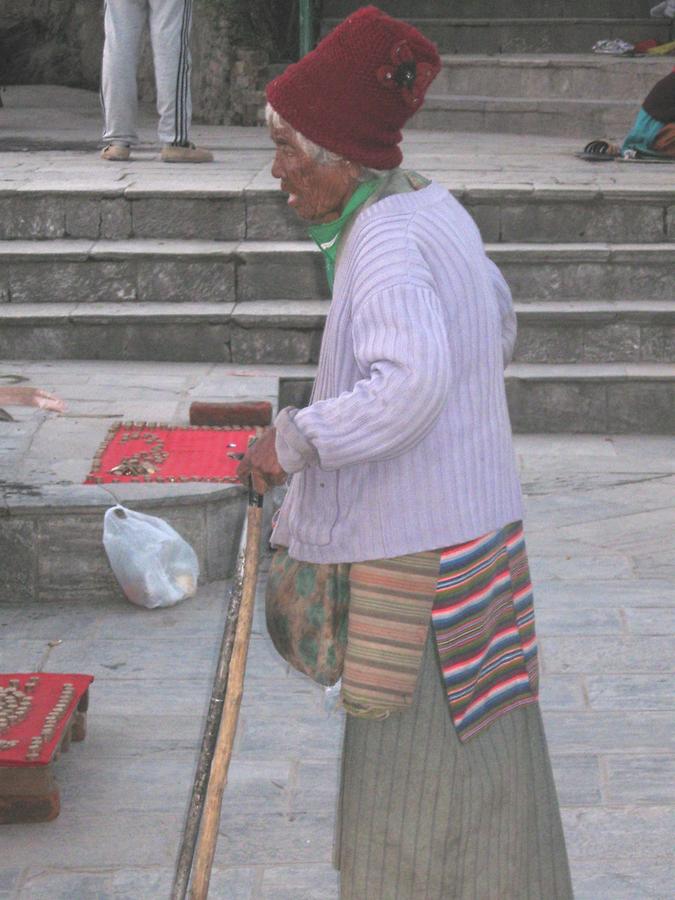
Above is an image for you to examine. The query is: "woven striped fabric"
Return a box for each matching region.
[432,520,539,742]
[342,552,439,717]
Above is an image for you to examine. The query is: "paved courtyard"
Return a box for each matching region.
[0,84,673,899]
[3,84,675,196]
[0,382,673,898]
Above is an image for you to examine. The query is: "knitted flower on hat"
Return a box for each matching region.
[266,6,441,169]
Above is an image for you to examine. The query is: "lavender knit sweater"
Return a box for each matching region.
[272,180,523,563]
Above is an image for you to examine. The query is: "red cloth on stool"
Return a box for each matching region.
[85,424,256,484]
[0,674,93,767]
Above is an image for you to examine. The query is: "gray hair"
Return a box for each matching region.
[265,103,387,183]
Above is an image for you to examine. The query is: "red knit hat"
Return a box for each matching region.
[266,6,441,170]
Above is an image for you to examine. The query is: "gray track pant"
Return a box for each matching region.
[101,0,193,146]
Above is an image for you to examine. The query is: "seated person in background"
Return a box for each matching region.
[581,67,675,159]
[621,66,675,158]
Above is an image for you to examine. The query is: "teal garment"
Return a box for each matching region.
[622,106,665,156]
[308,179,381,292]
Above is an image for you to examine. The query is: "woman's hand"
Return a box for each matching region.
[236,428,287,494]
[0,386,65,412]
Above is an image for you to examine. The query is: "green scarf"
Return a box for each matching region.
[308,179,381,292]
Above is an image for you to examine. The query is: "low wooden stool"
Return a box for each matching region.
[0,673,94,824]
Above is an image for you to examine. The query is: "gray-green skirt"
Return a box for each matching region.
[334,630,573,900]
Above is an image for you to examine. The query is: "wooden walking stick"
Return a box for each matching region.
[188,476,264,900]
[171,402,273,900]
[170,522,247,900]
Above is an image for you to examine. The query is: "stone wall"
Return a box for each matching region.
[0,0,103,90]
[0,0,272,125]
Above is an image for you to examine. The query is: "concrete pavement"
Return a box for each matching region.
[2,84,675,193]
[0,411,673,898]
[0,83,673,899]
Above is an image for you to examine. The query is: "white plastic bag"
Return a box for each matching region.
[103,504,199,609]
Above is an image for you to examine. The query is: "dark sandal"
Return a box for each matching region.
[576,140,621,161]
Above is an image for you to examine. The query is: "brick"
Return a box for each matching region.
[0,196,65,238]
[582,323,641,363]
[0,638,48,671]
[404,19,675,55]
[666,205,675,241]
[543,711,674,753]
[245,194,307,240]
[36,513,122,602]
[0,868,22,894]
[604,756,675,804]
[550,755,602,806]
[540,635,673,675]
[260,865,339,899]
[535,606,622,636]
[294,759,341,812]
[640,324,675,363]
[18,871,113,900]
[501,202,664,244]
[513,324,585,363]
[0,809,183,867]
[101,199,132,239]
[213,808,335,867]
[9,261,136,303]
[0,518,37,603]
[235,693,343,760]
[118,322,232,362]
[539,675,585,710]
[0,322,125,360]
[237,251,327,302]
[136,259,235,302]
[571,861,674,900]
[561,806,673,860]
[0,599,103,639]
[498,259,605,301]
[230,325,322,364]
[53,635,219,682]
[607,382,674,434]
[586,675,675,711]
[623,606,675,635]
[132,196,245,240]
[65,198,101,238]
[507,380,607,433]
[55,752,202,812]
[463,202,500,242]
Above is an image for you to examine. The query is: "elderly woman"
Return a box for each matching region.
[238,7,573,899]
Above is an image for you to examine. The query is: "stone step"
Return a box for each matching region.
[432,55,673,101]
[1,240,673,303]
[323,1,654,20]
[0,300,672,366]
[321,18,674,54]
[279,363,675,434]
[2,187,673,244]
[412,94,639,137]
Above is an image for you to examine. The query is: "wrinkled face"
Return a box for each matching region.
[270,121,360,223]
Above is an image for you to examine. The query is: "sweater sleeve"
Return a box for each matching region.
[277,283,451,472]
[487,258,517,368]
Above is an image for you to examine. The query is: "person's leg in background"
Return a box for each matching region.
[101,0,147,159]
[149,0,213,162]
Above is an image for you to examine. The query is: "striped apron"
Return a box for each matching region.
[335,523,572,899]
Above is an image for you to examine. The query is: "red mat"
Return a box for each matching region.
[85,422,257,484]
[0,673,93,767]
